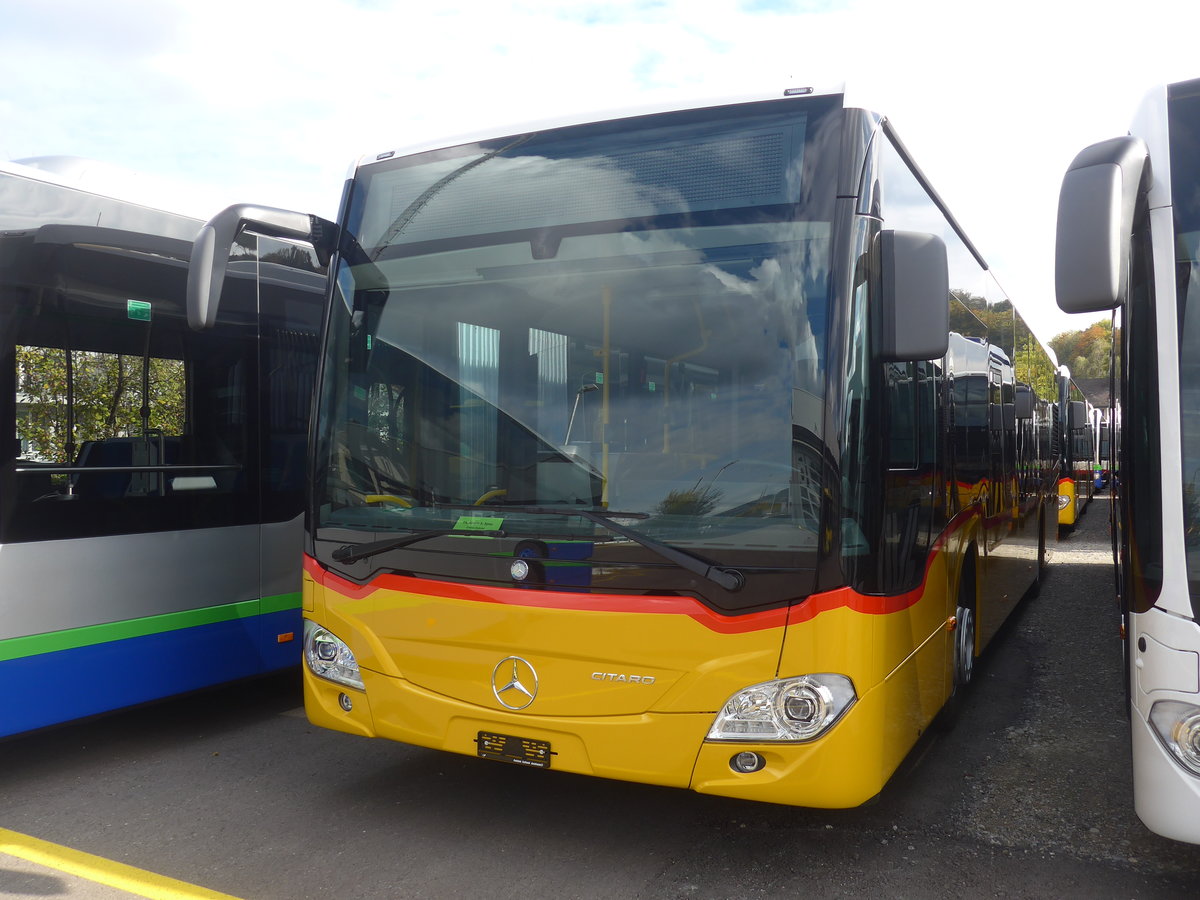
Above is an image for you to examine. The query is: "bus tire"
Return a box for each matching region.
[1031,510,1047,598]
[937,552,977,730]
[953,598,976,690]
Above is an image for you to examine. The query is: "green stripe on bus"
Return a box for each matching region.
[260,591,303,616]
[0,592,301,662]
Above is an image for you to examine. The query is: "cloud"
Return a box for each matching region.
[1,0,1194,340]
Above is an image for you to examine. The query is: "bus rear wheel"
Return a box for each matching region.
[936,557,977,731]
[954,602,975,688]
[1031,510,1047,597]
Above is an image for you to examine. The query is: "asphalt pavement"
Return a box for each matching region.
[2,491,1199,899]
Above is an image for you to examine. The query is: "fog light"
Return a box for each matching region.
[338,692,354,712]
[730,751,766,773]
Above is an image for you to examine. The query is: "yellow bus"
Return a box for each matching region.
[1056,369,1094,532]
[189,87,1058,807]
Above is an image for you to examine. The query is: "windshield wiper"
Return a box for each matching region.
[331,527,505,564]
[574,508,744,592]
[439,503,744,593]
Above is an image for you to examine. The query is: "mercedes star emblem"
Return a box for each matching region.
[492,656,538,710]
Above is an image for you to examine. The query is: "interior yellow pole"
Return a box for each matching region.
[601,286,611,506]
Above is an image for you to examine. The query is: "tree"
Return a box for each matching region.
[1013,326,1058,401]
[261,245,324,273]
[17,346,185,463]
[1050,320,1113,378]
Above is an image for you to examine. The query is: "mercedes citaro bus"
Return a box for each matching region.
[187,86,1057,807]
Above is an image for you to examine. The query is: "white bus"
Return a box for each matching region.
[0,158,324,737]
[1055,75,1200,843]
[1091,404,1112,491]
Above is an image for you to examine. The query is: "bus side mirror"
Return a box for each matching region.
[989,404,1017,432]
[1069,400,1086,431]
[1055,136,1150,314]
[188,204,336,330]
[1015,385,1034,420]
[877,230,949,362]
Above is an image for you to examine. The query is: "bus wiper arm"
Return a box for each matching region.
[441,503,744,592]
[571,508,745,593]
[332,528,505,564]
[438,503,648,520]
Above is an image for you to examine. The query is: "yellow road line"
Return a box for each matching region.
[0,828,241,900]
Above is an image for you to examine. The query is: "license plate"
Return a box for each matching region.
[476,731,553,768]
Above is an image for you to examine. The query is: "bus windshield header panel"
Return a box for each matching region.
[315,96,843,611]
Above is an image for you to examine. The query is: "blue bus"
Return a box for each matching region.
[0,158,323,737]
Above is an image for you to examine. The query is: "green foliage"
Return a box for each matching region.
[1049,320,1114,378]
[949,293,1057,400]
[1013,326,1058,401]
[17,346,185,462]
[949,292,987,340]
[949,292,1016,355]
[655,484,723,517]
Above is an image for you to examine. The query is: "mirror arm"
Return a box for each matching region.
[187,204,338,330]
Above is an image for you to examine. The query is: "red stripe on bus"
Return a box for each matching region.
[304,558,927,634]
[303,507,979,635]
[304,555,789,633]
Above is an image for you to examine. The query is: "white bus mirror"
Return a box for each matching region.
[1055,136,1150,314]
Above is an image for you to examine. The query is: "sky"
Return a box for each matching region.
[1,0,1196,345]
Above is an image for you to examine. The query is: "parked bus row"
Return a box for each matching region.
[1057,368,1097,531]
[1091,405,1113,491]
[9,76,1195,848]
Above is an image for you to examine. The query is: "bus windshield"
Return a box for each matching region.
[1172,83,1200,615]
[313,98,840,598]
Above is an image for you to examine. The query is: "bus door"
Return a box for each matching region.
[987,357,1006,541]
[881,360,936,591]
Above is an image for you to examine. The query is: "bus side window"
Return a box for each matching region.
[886,361,917,470]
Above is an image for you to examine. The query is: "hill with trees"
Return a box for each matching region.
[1049,318,1113,379]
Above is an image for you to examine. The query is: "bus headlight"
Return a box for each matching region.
[303,620,364,691]
[707,675,856,742]
[1148,700,1200,777]
[1057,493,1071,510]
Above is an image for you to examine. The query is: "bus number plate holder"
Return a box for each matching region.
[476,731,552,768]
